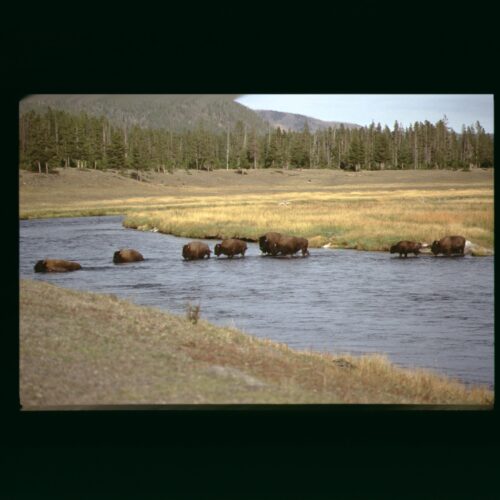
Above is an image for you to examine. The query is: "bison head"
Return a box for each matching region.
[214,243,222,256]
[258,236,268,253]
[389,245,397,254]
[430,240,440,255]
[34,260,47,272]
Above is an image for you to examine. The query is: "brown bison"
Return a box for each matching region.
[113,248,144,264]
[34,259,82,273]
[214,239,247,258]
[182,241,211,261]
[259,232,282,255]
[430,235,466,256]
[269,234,310,257]
[390,240,422,258]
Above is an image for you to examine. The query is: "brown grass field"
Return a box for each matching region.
[20,279,493,407]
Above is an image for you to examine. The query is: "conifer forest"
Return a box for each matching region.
[19,108,493,174]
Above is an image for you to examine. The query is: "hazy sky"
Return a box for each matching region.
[235,94,494,133]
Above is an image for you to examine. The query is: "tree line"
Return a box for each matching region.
[19,108,494,174]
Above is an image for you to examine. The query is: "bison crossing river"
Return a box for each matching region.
[33,233,471,270]
[183,232,310,261]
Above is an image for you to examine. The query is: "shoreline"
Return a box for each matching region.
[20,211,494,256]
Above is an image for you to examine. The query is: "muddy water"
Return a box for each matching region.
[20,216,494,389]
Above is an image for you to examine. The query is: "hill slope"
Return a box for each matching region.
[19,94,268,133]
[19,94,363,134]
[255,109,361,132]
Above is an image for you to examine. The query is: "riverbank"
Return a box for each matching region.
[19,168,494,253]
[20,279,493,406]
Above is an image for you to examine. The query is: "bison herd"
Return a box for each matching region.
[181,232,309,261]
[33,232,470,273]
[390,235,467,258]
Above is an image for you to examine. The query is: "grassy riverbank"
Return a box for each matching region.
[19,167,494,253]
[20,279,493,406]
[123,187,493,252]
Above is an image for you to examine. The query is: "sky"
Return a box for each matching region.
[235,94,494,134]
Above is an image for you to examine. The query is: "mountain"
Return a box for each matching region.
[19,94,361,134]
[19,94,268,133]
[254,109,361,132]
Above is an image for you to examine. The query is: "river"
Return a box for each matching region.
[19,215,494,389]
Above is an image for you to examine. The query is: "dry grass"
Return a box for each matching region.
[20,279,493,406]
[123,187,493,251]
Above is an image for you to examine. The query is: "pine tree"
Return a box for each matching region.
[266,127,284,168]
[106,128,126,169]
[398,135,412,169]
[28,111,57,173]
[246,128,260,169]
[373,132,390,169]
[290,124,310,168]
[348,135,365,168]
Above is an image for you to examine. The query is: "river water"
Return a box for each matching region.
[19,216,494,389]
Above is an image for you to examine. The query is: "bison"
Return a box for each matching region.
[214,239,247,258]
[430,235,466,257]
[34,259,82,273]
[113,248,144,264]
[269,234,310,257]
[340,161,360,172]
[390,240,422,258]
[259,232,282,255]
[182,241,211,261]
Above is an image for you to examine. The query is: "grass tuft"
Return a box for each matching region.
[186,303,201,325]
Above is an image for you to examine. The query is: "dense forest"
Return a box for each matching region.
[19,108,494,174]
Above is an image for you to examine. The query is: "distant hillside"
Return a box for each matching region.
[19,94,268,133]
[19,94,363,135]
[255,109,361,132]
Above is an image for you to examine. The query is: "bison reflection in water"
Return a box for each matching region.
[430,235,466,257]
[182,241,211,261]
[389,241,423,258]
[34,259,82,273]
[113,248,144,264]
[214,239,247,258]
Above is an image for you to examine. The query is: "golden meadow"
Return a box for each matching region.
[123,187,493,253]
